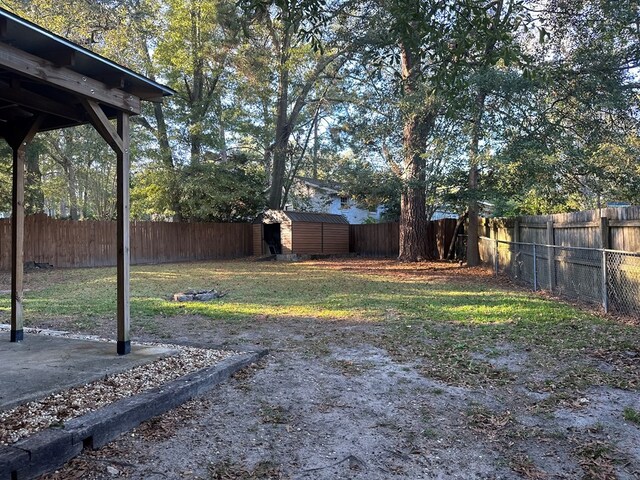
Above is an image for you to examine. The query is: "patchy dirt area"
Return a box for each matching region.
[40,323,638,479]
[10,259,637,479]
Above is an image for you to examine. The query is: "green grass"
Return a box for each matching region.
[623,407,640,425]
[1,258,637,391]
[0,260,595,325]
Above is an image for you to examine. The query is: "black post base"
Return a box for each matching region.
[117,340,131,355]
[10,329,24,342]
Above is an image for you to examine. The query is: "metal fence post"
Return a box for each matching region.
[547,220,555,291]
[494,238,499,275]
[533,243,537,292]
[601,249,608,313]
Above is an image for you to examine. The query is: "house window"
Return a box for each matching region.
[339,196,349,209]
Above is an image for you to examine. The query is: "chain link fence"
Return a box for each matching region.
[479,236,640,316]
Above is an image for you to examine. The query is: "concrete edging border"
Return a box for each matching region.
[1,349,268,480]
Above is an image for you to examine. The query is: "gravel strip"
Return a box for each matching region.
[0,344,237,445]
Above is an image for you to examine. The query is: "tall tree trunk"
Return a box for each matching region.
[153,102,182,221]
[467,0,503,265]
[269,116,289,209]
[141,41,183,221]
[82,183,89,219]
[312,113,319,179]
[282,103,322,207]
[397,42,434,262]
[64,163,79,221]
[268,35,291,210]
[216,96,228,162]
[25,143,44,214]
[189,7,204,165]
[466,90,486,266]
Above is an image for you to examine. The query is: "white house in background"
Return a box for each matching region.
[287,176,385,224]
[431,209,459,220]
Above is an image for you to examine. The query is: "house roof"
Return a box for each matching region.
[296,176,343,195]
[256,210,349,225]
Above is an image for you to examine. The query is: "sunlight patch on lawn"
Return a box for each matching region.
[133,298,362,321]
[134,271,184,280]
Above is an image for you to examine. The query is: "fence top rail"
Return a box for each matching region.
[477,236,640,257]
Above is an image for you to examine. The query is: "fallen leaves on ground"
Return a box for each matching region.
[0,343,236,445]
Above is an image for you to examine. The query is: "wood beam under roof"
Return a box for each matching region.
[48,47,76,68]
[82,98,123,154]
[0,81,86,122]
[0,41,141,114]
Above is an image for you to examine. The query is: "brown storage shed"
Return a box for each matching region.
[253,210,349,256]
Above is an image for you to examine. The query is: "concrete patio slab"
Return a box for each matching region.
[1,349,268,480]
[0,330,177,411]
[0,327,268,479]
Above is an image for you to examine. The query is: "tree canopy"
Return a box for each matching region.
[1,0,638,260]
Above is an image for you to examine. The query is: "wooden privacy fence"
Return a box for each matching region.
[349,219,458,258]
[0,215,253,269]
[478,206,640,315]
[480,206,640,252]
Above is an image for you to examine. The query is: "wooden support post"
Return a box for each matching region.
[84,102,131,355]
[8,117,42,342]
[116,112,131,355]
[10,146,25,342]
[600,215,610,250]
[546,220,555,291]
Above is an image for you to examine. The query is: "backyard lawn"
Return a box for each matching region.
[1,258,639,479]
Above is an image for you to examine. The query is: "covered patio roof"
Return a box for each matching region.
[0,7,173,354]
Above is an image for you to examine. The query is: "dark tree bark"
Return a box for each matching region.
[267,19,292,210]
[64,161,79,221]
[397,42,436,262]
[25,142,44,214]
[265,12,344,209]
[466,0,504,265]
[153,102,183,221]
[46,133,79,220]
[189,7,204,164]
[268,54,291,209]
[466,90,486,266]
[141,42,184,221]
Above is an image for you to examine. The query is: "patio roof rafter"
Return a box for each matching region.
[0,41,142,114]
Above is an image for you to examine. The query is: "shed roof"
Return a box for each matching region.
[284,211,349,224]
[256,210,349,225]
